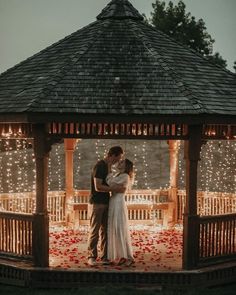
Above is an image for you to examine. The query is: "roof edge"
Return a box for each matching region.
[0,113,235,125]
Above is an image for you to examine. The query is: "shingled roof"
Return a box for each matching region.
[0,0,236,123]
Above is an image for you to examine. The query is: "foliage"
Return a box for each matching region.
[147,0,227,68]
[206,52,227,69]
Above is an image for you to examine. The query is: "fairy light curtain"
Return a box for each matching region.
[48,143,65,191]
[178,140,236,193]
[73,139,170,190]
[0,139,235,195]
[0,139,35,194]
[0,140,65,194]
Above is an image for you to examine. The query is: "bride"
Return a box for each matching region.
[106,158,135,266]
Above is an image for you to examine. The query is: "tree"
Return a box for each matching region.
[234,61,236,73]
[147,0,227,68]
[207,52,227,69]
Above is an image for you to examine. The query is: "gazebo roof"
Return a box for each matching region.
[0,0,236,123]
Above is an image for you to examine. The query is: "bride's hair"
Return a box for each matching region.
[124,159,134,179]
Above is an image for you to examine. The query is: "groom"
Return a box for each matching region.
[87,146,125,266]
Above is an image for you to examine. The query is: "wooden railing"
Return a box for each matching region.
[177,191,236,220]
[72,189,169,204]
[0,190,235,268]
[126,190,170,225]
[198,213,236,266]
[1,190,235,226]
[0,191,65,261]
[47,191,66,223]
[68,189,172,227]
[0,192,35,213]
[0,191,66,223]
[0,211,33,260]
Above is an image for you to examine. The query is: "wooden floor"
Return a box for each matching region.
[49,225,183,272]
[1,226,236,288]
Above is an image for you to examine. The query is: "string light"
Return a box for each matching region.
[48,150,52,189]
[15,140,22,192]
[0,139,234,194]
[95,139,108,161]
[177,140,236,194]
[142,141,150,190]
[178,141,185,189]
[198,140,236,193]
[103,142,108,159]
[73,141,81,190]
[48,144,64,191]
[0,142,3,194]
[0,138,235,216]
[133,144,138,188]
[0,139,35,212]
[5,140,14,193]
[95,139,101,161]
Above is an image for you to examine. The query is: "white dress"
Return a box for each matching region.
[106,172,134,261]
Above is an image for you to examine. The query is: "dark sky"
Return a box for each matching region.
[0,0,235,73]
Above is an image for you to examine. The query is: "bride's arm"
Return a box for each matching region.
[117,174,130,193]
[122,174,129,191]
[106,173,127,194]
[94,174,125,194]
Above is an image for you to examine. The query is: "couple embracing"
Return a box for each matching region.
[87,146,135,267]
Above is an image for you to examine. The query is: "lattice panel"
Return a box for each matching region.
[0,124,33,138]
[203,125,236,140]
[48,122,188,139]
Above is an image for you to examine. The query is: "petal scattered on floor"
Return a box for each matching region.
[49,225,183,272]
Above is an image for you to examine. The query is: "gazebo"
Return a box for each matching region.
[0,0,235,287]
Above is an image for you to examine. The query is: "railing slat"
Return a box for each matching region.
[198,213,236,266]
[1,190,235,224]
[0,212,33,260]
[177,191,236,220]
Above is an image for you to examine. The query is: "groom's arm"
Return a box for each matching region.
[94,178,125,193]
[94,178,111,193]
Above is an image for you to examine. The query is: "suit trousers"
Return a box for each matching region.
[87,203,109,260]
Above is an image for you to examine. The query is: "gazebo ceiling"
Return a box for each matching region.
[0,0,236,124]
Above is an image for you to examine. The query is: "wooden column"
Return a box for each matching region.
[183,125,202,269]
[64,139,78,225]
[64,139,77,199]
[32,124,51,267]
[168,140,180,224]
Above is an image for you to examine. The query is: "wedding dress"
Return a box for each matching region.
[106,172,134,262]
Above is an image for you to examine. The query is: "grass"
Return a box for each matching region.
[0,283,235,295]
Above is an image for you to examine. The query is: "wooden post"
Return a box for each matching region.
[64,139,77,199]
[32,124,51,267]
[168,140,180,224]
[183,125,202,269]
[64,139,78,225]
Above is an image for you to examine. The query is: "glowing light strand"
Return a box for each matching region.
[74,142,81,190]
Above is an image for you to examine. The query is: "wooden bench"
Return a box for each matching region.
[67,201,174,228]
